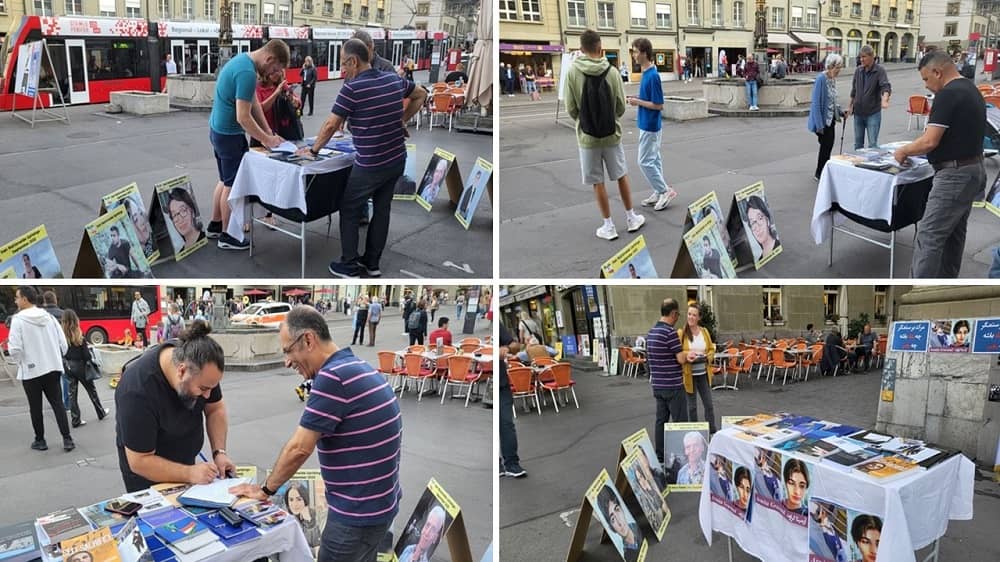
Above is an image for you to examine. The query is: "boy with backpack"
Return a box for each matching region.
[565,30,645,241]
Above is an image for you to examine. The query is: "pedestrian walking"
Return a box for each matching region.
[61,309,111,428]
[131,290,151,344]
[846,45,891,150]
[807,54,846,180]
[407,299,428,346]
[565,30,644,241]
[630,38,677,212]
[499,322,527,478]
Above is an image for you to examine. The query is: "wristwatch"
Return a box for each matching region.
[212,448,227,459]
[310,146,320,157]
[261,483,277,496]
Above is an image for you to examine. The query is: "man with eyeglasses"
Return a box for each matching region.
[302,38,427,278]
[231,306,401,562]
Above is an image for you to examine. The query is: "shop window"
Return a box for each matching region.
[823,286,839,324]
[763,286,783,326]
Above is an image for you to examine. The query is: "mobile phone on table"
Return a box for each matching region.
[105,499,143,516]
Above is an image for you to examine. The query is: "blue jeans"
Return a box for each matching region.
[683,68,690,80]
[317,519,391,562]
[745,79,758,108]
[638,130,668,195]
[853,112,882,149]
[526,81,536,93]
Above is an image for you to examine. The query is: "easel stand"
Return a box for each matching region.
[11,40,70,128]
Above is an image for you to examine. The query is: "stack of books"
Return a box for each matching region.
[150,511,224,562]
[0,521,40,562]
[195,512,261,547]
[233,500,288,530]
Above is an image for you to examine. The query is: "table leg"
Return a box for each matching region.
[889,230,895,279]
[829,219,835,267]
[727,536,733,562]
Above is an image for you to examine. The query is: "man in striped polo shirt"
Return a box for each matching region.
[230,306,401,561]
[305,39,427,278]
[647,298,689,464]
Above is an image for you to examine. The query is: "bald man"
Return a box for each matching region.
[398,506,446,562]
[894,50,986,277]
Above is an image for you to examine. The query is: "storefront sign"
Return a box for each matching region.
[889,321,929,352]
[973,318,1000,354]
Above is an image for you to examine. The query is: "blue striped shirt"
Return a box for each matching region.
[332,69,415,169]
[299,348,402,526]
[647,322,683,390]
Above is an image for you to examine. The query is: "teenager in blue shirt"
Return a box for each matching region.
[628,38,677,212]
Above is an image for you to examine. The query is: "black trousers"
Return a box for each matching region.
[22,371,71,442]
[68,373,105,426]
[653,388,688,463]
[409,332,425,346]
[301,84,315,115]
[339,161,405,267]
[352,309,369,345]
[499,383,520,468]
[815,121,836,178]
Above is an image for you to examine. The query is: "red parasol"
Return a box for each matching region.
[793,47,817,54]
[283,288,310,297]
[766,48,782,54]
[314,288,334,294]
[243,289,269,296]
[823,45,842,51]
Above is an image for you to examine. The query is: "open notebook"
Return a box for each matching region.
[177,478,250,509]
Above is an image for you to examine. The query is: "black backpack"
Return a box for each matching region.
[274,94,304,140]
[578,65,616,138]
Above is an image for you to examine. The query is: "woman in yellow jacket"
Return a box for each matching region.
[679,303,717,434]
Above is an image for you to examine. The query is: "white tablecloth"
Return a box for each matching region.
[810,159,935,244]
[227,150,356,242]
[213,516,313,561]
[698,429,974,562]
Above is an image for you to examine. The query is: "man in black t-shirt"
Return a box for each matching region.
[894,51,986,278]
[498,322,526,478]
[114,322,234,492]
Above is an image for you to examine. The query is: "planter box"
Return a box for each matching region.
[109,90,170,115]
[661,96,711,121]
[92,344,143,375]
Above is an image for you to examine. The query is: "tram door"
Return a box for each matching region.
[328,41,342,79]
[391,41,404,67]
[171,40,186,74]
[65,39,89,104]
[197,39,211,74]
[235,40,251,54]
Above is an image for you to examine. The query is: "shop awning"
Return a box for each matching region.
[792,32,828,44]
[499,43,564,54]
[767,33,799,45]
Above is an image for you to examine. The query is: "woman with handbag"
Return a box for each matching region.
[299,56,317,116]
[61,309,110,428]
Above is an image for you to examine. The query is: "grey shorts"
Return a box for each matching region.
[579,143,627,185]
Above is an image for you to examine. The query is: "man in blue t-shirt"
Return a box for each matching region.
[628,38,677,212]
[206,39,289,251]
[230,306,400,561]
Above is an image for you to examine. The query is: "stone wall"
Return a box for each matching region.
[605,286,686,338]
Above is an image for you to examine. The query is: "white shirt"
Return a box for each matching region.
[689,329,707,375]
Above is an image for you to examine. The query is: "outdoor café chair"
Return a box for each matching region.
[402,353,435,401]
[377,351,405,390]
[508,366,540,418]
[906,95,931,130]
[440,355,477,406]
[770,347,798,386]
[540,363,579,413]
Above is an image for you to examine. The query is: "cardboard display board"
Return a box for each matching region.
[148,175,208,262]
[566,468,648,562]
[752,450,811,526]
[455,158,493,229]
[0,225,63,279]
[619,429,669,493]
[10,39,70,128]
[733,182,782,269]
[267,468,327,557]
[663,422,710,492]
[101,182,160,264]
[416,148,463,211]
[73,206,154,279]
[394,144,419,201]
[674,215,737,279]
[14,41,43,98]
[600,235,658,279]
[928,319,973,352]
[708,452,754,524]
[393,478,473,562]
[462,286,481,335]
[620,449,671,540]
[721,416,753,429]
[687,191,736,265]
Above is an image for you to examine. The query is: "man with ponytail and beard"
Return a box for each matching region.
[114,320,235,492]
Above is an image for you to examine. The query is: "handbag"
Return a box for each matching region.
[274,93,304,140]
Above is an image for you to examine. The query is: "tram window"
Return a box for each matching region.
[314,42,328,68]
[86,39,149,80]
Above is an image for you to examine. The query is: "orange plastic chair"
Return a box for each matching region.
[508,366,540,417]
[531,357,557,368]
[804,344,824,381]
[430,92,457,131]
[984,95,1000,108]
[440,355,477,406]
[508,360,525,368]
[619,347,635,377]
[460,342,480,353]
[407,345,426,353]
[539,363,579,413]
[874,337,888,369]
[402,353,435,401]
[441,345,458,355]
[770,347,798,385]
[377,351,404,388]
[907,95,930,130]
[754,345,773,380]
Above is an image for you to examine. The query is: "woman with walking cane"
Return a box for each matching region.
[807,54,846,181]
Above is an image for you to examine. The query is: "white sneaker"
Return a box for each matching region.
[596,223,619,240]
[640,193,659,207]
[626,213,646,232]
[654,190,677,211]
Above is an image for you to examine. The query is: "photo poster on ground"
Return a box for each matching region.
[928,318,973,353]
[0,267,14,278]
[234,465,259,483]
[889,320,930,352]
[101,182,160,265]
[148,175,207,262]
[416,147,463,211]
[973,318,1000,354]
[610,348,619,376]
[579,334,591,358]
[662,422,710,492]
[708,452,753,524]
[73,206,154,279]
[583,469,648,562]
[392,478,472,562]
[620,448,671,541]
[394,144,419,201]
[600,235,658,279]
[734,181,782,269]
[807,497,883,562]
[268,468,327,556]
[0,224,63,279]
[677,215,737,279]
[462,286,481,335]
[687,190,737,266]
[555,341,564,360]
[619,428,669,496]
[880,357,897,402]
[455,157,493,229]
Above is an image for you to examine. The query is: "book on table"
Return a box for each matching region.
[821,437,884,470]
[0,521,41,562]
[152,516,210,547]
[164,539,226,562]
[36,507,93,544]
[177,477,250,509]
[781,435,840,461]
[114,517,149,562]
[59,527,121,562]
[853,455,923,482]
[754,427,801,446]
[80,500,130,533]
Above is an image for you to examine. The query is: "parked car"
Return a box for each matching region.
[230,302,292,327]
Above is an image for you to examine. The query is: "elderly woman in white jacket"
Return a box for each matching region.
[8,285,74,452]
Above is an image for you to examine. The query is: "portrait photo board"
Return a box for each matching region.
[148,175,207,262]
[674,215,737,279]
[416,147,463,211]
[600,235,658,279]
[663,422,710,492]
[708,452,753,524]
[394,144,419,201]
[618,428,669,494]
[927,318,974,353]
[566,468,648,562]
[620,448,671,541]
[687,190,736,266]
[266,468,327,556]
[392,478,472,562]
[455,157,493,229]
[0,224,63,279]
[733,181,782,270]
[73,205,153,279]
[101,182,160,264]
[807,497,883,562]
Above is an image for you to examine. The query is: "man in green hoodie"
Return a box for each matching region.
[565,30,645,241]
